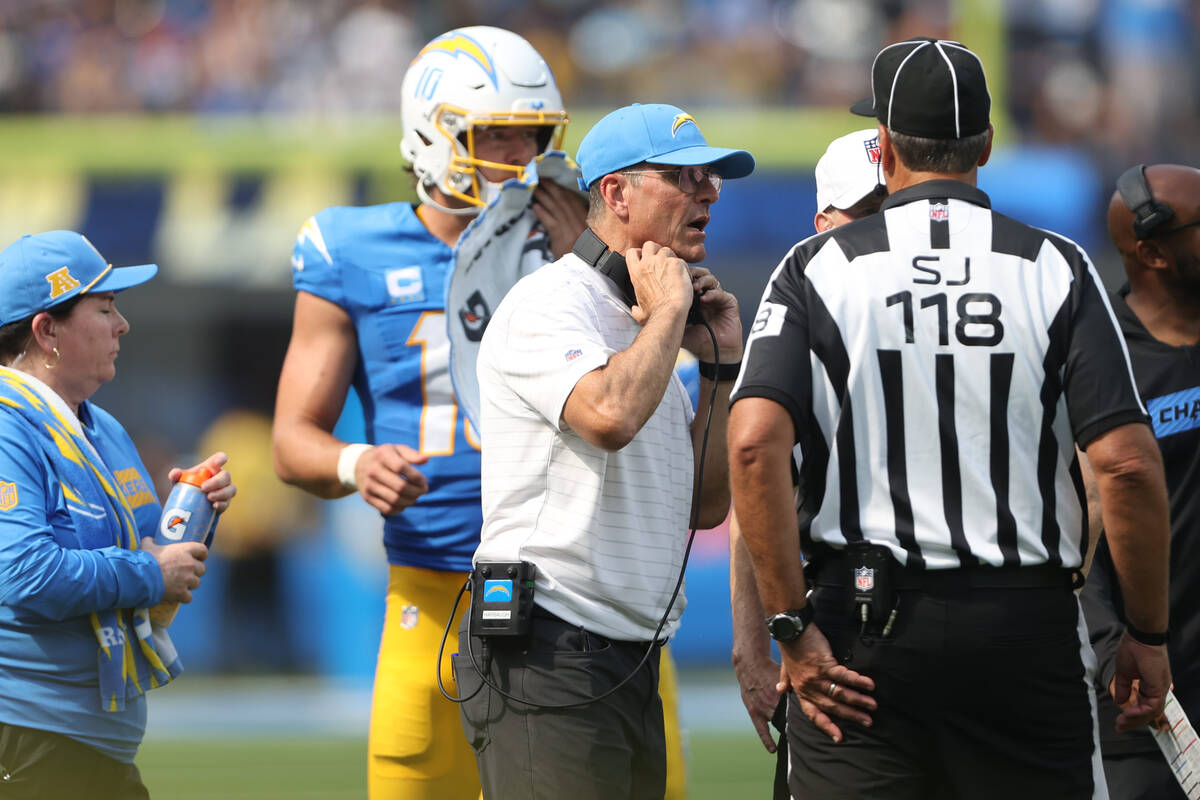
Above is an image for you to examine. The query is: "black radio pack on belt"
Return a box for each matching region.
[846,542,895,626]
[469,561,536,638]
[571,229,705,324]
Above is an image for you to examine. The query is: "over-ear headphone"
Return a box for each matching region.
[1117,164,1175,240]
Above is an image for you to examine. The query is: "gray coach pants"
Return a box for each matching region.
[455,605,666,800]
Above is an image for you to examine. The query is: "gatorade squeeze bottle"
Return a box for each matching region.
[151,466,219,626]
[156,466,220,545]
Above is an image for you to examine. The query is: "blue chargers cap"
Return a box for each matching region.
[0,231,158,327]
[577,103,755,189]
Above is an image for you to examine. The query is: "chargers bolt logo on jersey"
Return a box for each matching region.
[294,216,332,270]
[415,31,499,90]
[484,579,514,602]
[864,136,881,164]
[0,482,17,511]
[855,567,875,592]
[159,508,192,541]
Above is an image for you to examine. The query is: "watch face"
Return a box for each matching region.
[769,614,799,641]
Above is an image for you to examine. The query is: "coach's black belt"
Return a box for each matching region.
[811,550,1078,591]
[531,603,668,647]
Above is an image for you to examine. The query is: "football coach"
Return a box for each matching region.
[729,36,1172,799]
[458,103,751,800]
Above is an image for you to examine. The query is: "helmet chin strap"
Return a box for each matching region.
[415,174,511,216]
[416,181,480,216]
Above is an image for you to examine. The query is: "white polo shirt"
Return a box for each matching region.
[474,253,696,642]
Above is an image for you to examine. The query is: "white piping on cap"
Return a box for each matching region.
[932,40,960,138]
[887,41,930,133]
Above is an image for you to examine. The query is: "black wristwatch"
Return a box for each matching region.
[765,605,814,643]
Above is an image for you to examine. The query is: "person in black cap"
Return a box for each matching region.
[729,36,1172,799]
[1080,163,1200,799]
[458,103,751,799]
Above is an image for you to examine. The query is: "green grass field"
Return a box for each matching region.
[137,730,775,799]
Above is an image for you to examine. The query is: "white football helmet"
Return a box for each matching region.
[400,26,568,213]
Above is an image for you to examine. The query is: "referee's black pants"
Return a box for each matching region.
[788,580,1102,800]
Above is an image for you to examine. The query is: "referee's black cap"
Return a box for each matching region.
[850,37,990,140]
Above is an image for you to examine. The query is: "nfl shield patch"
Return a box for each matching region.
[864,136,881,164]
[854,567,875,592]
[400,604,419,630]
[0,482,16,511]
[930,203,950,222]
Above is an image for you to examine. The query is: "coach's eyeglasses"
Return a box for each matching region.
[624,165,723,196]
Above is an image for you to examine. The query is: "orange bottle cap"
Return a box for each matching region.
[177,466,216,487]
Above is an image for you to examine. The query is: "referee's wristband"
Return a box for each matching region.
[698,360,742,382]
[1125,622,1169,646]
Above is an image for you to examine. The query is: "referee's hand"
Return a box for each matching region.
[1111,634,1171,733]
[778,623,876,743]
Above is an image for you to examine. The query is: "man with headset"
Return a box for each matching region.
[1081,163,1200,799]
[457,103,751,799]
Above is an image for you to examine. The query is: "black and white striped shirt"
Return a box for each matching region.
[733,180,1147,570]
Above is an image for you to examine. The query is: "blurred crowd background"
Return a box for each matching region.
[1,0,1196,165]
[0,0,1196,678]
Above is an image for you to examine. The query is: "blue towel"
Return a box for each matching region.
[0,367,180,711]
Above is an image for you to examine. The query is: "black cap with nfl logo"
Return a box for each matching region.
[851,37,990,140]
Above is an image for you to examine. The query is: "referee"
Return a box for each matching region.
[729,37,1172,799]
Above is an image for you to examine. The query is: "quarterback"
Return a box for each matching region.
[272,26,582,800]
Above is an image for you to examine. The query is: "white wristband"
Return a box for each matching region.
[337,443,372,490]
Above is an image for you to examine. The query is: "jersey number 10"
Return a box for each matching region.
[407,311,481,455]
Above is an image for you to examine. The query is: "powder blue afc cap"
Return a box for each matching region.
[577,103,756,189]
[0,231,158,327]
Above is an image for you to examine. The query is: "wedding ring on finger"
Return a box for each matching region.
[828,681,838,698]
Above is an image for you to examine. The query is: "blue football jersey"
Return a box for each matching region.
[293,203,481,572]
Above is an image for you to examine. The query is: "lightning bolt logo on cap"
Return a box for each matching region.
[415,31,498,89]
[671,113,698,137]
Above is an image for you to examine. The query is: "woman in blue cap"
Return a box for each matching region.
[0,231,236,799]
